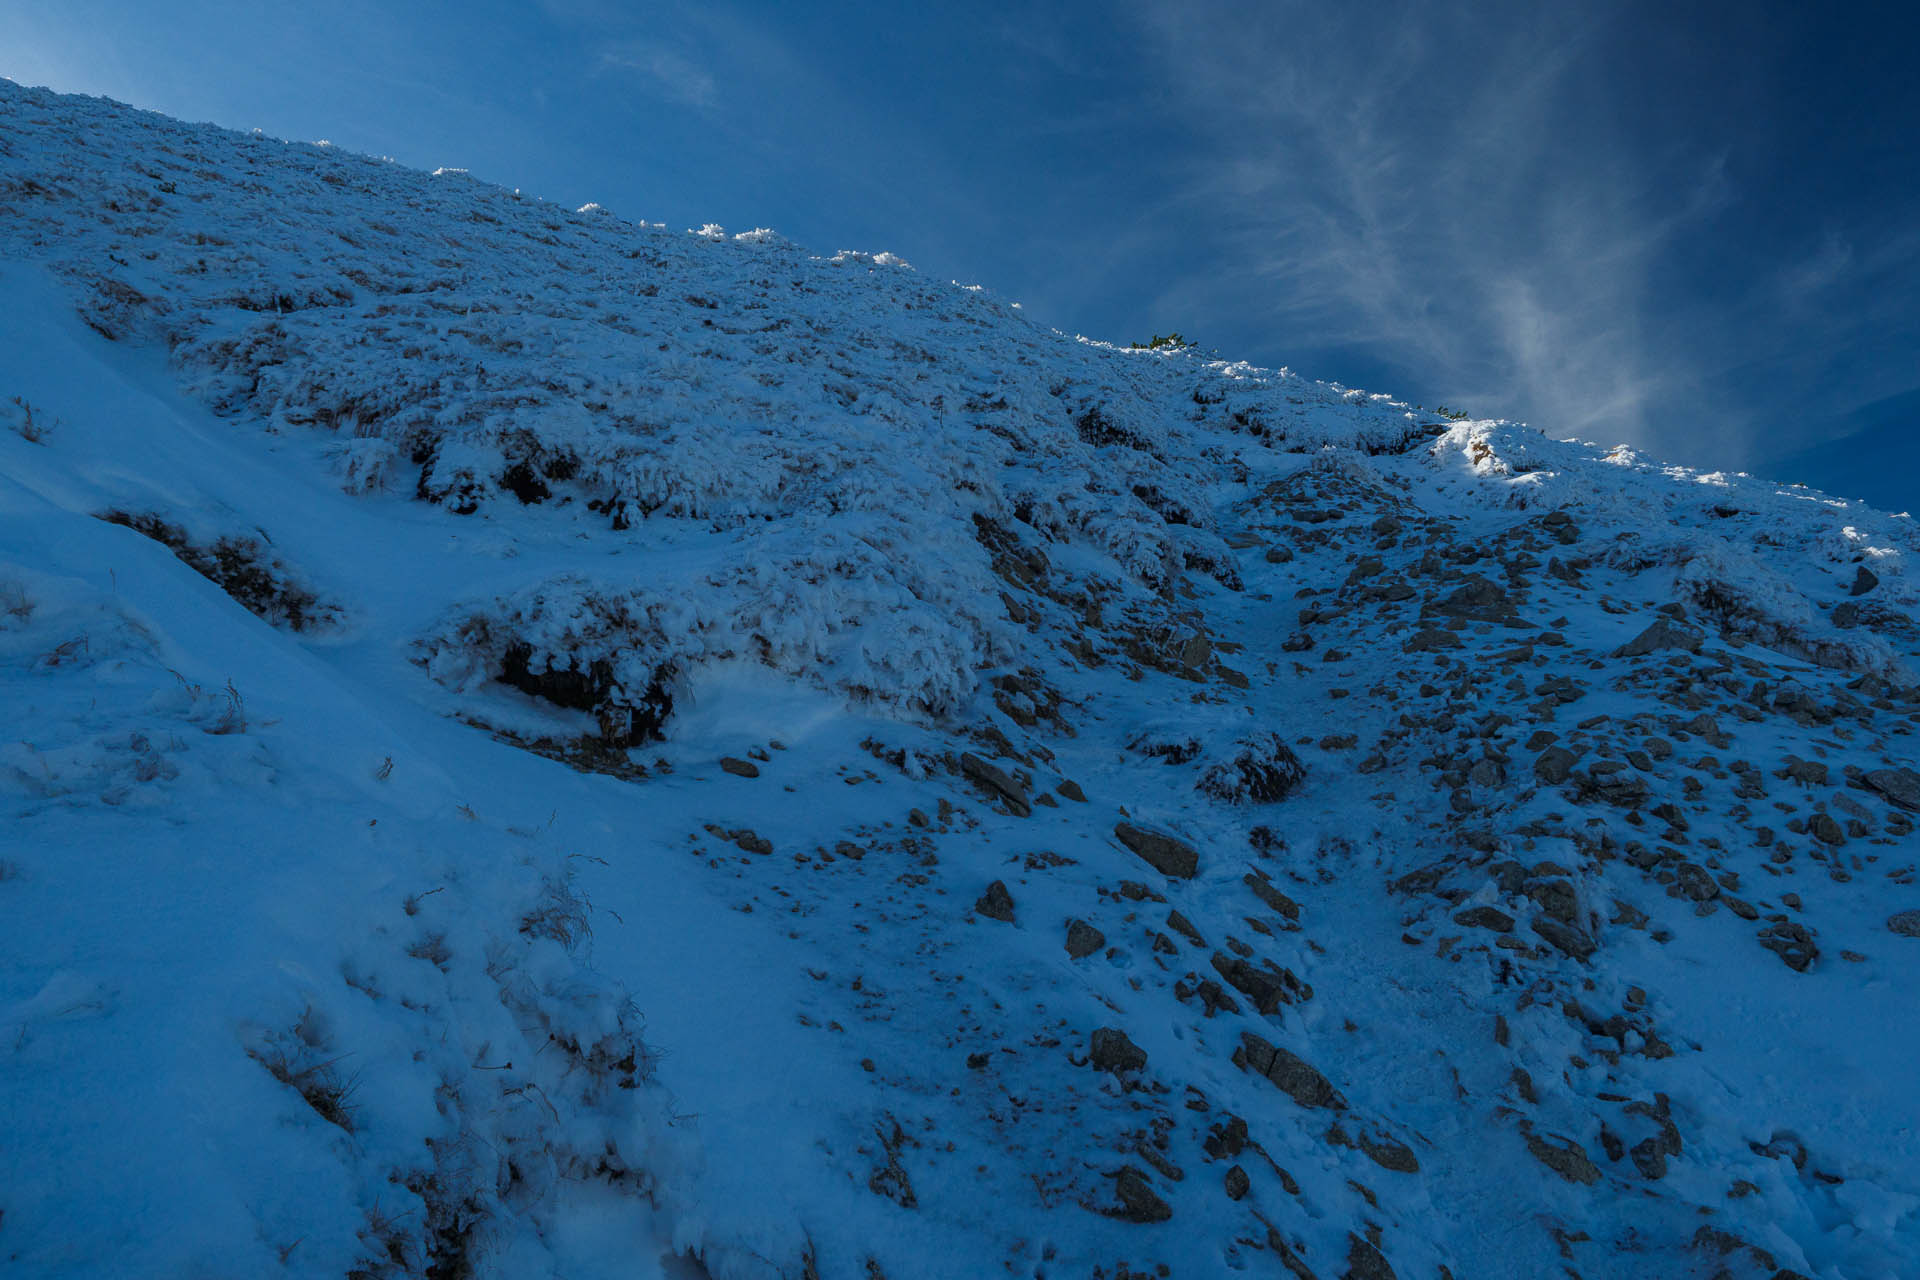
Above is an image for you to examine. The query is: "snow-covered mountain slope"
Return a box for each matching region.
[4,80,1920,1280]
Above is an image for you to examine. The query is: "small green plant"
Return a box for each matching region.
[1128,332,1196,352]
[1435,405,1472,421]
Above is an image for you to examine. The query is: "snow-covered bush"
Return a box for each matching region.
[1673,541,1910,681]
[100,509,341,632]
[419,578,695,743]
[1196,731,1309,804]
[419,543,1002,740]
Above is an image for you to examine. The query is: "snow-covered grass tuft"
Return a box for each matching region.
[101,509,342,632]
[246,1017,361,1133]
[0,578,33,625]
[6,394,53,443]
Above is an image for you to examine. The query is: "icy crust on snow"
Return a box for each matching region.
[8,79,1920,1280]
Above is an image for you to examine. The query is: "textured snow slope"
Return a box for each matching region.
[4,81,1920,1280]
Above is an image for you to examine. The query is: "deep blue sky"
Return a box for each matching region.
[5,0,1916,482]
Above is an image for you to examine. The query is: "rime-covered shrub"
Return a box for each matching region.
[1197,732,1308,804]
[100,510,339,631]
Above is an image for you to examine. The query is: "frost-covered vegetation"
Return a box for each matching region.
[5,79,1920,1280]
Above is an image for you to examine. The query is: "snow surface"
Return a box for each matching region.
[4,80,1920,1280]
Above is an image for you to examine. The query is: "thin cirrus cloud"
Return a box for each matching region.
[597,41,718,110]
[1118,2,1762,463]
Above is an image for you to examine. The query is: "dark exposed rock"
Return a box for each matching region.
[1679,713,1729,746]
[1345,1232,1398,1280]
[1090,1027,1148,1074]
[1631,1135,1670,1180]
[1781,756,1829,786]
[1576,768,1651,808]
[1613,617,1703,658]
[1114,821,1200,879]
[1223,1164,1250,1200]
[1212,951,1312,1013]
[1751,1131,1809,1170]
[974,880,1015,923]
[1864,768,1920,812]
[1267,1228,1320,1280]
[1065,918,1106,957]
[1109,1167,1171,1223]
[1531,917,1596,961]
[1358,1132,1421,1174]
[1530,879,1580,923]
[1166,909,1207,946]
[1204,1115,1249,1159]
[1424,574,1517,624]
[719,755,759,778]
[1524,1131,1600,1185]
[1245,871,1302,920]
[1692,1225,1783,1276]
[1673,863,1719,901]
[1404,627,1463,653]
[1073,403,1146,451]
[1758,921,1819,971]
[960,752,1031,817]
[703,824,772,855]
[1888,910,1920,938]
[1453,905,1515,932]
[1852,565,1880,596]
[1534,746,1579,784]
[1237,1032,1344,1109]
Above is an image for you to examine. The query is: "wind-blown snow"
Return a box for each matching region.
[4,80,1920,1280]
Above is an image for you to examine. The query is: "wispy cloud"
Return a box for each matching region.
[597,40,716,109]
[1774,229,1854,307]
[1121,2,1744,457]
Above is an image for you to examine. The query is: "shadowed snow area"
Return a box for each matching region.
[3,81,1920,1280]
